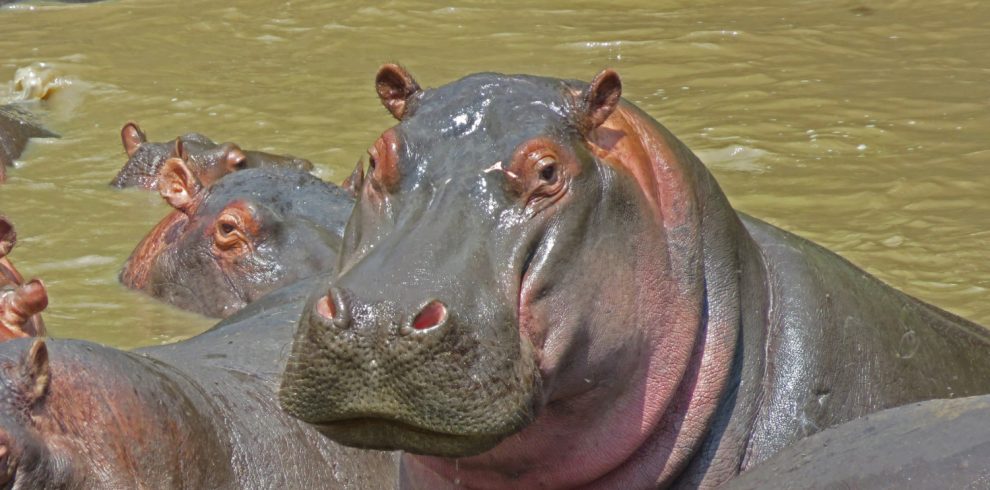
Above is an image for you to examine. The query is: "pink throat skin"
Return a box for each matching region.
[402,232,737,489]
[402,323,730,489]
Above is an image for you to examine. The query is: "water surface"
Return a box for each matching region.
[0,0,987,348]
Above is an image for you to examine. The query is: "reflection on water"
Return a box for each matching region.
[0,0,987,348]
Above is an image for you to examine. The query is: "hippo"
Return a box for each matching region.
[0,276,398,488]
[0,215,47,340]
[121,159,353,318]
[0,104,57,183]
[725,394,990,489]
[110,121,313,190]
[278,65,990,489]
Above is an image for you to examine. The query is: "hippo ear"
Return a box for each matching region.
[174,138,189,160]
[578,69,622,133]
[21,339,49,404]
[159,158,202,214]
[341,158,365,197]
[224,145,248,172]
[376,64,421,120]
[121,122,146,158]
[0,216,15,258]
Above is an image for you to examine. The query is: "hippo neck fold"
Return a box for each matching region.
[404,103,767,488]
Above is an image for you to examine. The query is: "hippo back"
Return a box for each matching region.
[739,213,990,467]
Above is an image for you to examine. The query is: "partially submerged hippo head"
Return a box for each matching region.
[111,122,313,190]
[0,104,58,184]
[0,216,47,340]
[280,66,742,486]
[120,161,352,318]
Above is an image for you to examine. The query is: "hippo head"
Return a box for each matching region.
[281,66,744,487]
[0,339,77,487]
[111,122,248,190]
[120,161,350,318]
[112,122,314,191]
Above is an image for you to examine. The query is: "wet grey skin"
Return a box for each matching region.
[0,277,398,489]
[280,66,990,488]
[0,104,57,183]
[724,394,990,489]
[121,167,354,318]
[110,122,313,190]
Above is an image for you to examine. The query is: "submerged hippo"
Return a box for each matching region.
[121,159,353,318]
[279,66,990,488]
[0,277,398,488]
[0,104,57,183]
[0,215,47,340]
[725,394,990,489]
[111,122,313,190]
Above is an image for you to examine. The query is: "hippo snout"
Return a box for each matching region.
[280,282,540,457]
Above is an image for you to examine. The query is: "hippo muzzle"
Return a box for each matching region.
[280,281,540,457]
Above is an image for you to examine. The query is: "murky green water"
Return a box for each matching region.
[0,0,987,348]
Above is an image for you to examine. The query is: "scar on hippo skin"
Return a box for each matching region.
[0,216,48,340]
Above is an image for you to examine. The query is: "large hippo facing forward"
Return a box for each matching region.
[280,66,990,488]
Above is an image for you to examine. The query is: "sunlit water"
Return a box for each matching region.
[0,0,987,348]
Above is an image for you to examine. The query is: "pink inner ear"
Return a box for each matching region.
[412,300,447,330]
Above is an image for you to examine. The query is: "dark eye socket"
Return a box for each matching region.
[219,222,236,235]
[233,159,247,170]
[368,155,377,171]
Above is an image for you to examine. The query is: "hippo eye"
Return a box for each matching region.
[214,215,247,251]
[537,157,558,185]
[368,156,377,171]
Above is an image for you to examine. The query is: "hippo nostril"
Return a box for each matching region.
[315,294,336,320]
[313,287,350,328]
[411,300,447,331]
